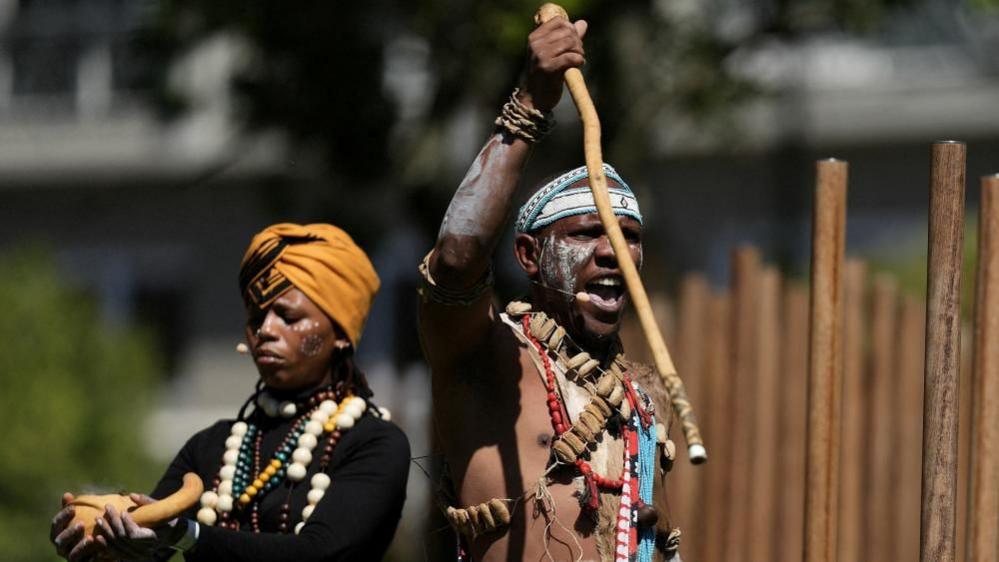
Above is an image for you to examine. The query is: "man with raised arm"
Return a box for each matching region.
[419,14,681,562]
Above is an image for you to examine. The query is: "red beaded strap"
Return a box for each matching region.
[522,316,570,435]
[521,314,628,509]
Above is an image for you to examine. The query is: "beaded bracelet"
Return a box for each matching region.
[418,251,494,307]
[494,88,555,143]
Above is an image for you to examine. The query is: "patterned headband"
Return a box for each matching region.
[515,163,643,233]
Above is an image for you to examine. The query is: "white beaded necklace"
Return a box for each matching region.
[196,391,378,534]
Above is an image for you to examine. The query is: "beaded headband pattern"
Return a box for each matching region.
[515,163,643,233]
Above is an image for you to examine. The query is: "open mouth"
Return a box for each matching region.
[583,276,626,312]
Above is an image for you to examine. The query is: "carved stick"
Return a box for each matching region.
[534,2,705,463]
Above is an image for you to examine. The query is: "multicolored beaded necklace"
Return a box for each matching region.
[517,310,658,562]
[194,386,383,534]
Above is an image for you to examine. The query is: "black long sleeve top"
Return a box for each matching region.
[150,410,410,562]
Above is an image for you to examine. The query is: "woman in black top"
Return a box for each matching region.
[50,223,410,561]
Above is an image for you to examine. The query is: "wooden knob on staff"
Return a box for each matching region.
[535,3,569,24]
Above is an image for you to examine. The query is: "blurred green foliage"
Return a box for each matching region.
[869,218,980,320]
[146,0,928,187]
[145,0,929,192]
[970,0,999,11]
[0,250,160,561]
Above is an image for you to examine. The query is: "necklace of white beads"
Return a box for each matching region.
[195,390,380,534]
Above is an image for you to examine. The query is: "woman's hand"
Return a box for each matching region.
[51,493,104,561]
[92,494,183,561]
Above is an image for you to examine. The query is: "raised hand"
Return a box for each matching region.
[522,17,588,112]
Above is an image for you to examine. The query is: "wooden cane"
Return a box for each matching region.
[804,158,847,562]
[921,140,966,562]
[967,174,999,562]
[534,3,706,464]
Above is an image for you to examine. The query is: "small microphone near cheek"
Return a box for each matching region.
[531,281,590,302]
[236,343,249,355]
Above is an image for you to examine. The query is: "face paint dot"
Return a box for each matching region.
[300,334,324,357]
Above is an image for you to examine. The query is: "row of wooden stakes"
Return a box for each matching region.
[621,142,999,562]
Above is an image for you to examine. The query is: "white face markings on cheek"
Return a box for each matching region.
[289,317,326,356]
[300,334,325,357]
[538,232,596,296]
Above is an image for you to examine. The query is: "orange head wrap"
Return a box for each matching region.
[238,223,380,347]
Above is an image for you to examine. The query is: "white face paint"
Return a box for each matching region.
[538,231,597,297]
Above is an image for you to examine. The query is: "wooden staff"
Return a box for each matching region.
[968,174,999,562]
[777,284,809,562]
[749,266,782,562]
[725,246,760,562]
[921,140,967,562]
[838,259,867,562]
[804,158,847,562]
[534,3,705,463]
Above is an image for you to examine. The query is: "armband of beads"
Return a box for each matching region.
[418,252,493,307]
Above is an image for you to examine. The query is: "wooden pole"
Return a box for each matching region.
[534,2,705,462]
[777,285,810,562]
[725,246,760,562]
[838,259,868,561]
[896,296,927,561]
[804,158,847,562]
[921,140,967,562]
[749,267,782,562]
[701,292,732,562]
[967,174,999,562]
[958,320,973,562]
[668,274,709,553]
[866,275,900,562]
